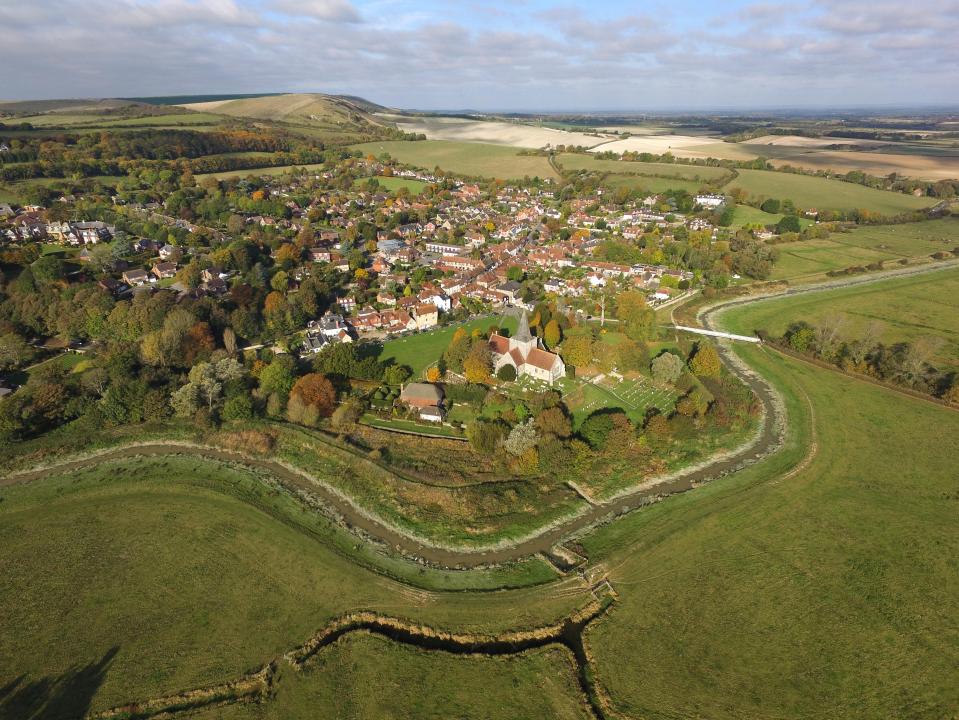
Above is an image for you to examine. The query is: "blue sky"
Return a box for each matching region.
[2,0,958,110]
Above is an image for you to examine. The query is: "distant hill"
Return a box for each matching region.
[0,98,157,115]
[177,93,389,128]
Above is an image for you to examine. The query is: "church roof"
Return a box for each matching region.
[514,310,533,344]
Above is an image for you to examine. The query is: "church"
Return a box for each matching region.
[488,311,566,384]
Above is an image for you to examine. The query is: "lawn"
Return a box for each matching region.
[199,633,591,720]
[724,169,935,215]
[354,175,430,194]
[0,454,588,715]
[558,374,678,428]
[351,140,559,181]
[360,413,463,438]
[582,343,959,720]
[723,265,959,370]
[770,217,959,282]
[732,203,812,228]
[377,315,518,377]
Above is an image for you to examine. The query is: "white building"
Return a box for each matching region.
[488,312,565,384]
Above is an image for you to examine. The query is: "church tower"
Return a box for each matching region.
[509,310,538,358]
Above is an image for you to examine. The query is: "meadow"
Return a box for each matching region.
[195,163,329,181]
[726,169,935,214]
[770,217,959,282]
[196,634,591,720]
[351,140,559,181]
[0,455,589,715]
[724,265,959,370]
[582,342,959,720]
[555,154,733,181]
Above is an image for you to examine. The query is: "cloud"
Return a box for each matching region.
[272,0,361,23]
[0,0,956,109]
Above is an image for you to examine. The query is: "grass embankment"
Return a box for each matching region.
[770,217,959,282]
[194,634,591,720]
[723,264,959,370]
[351,140,559,181]
[0,455,588,715]
[725,168,934,214]
[581,342,959,719]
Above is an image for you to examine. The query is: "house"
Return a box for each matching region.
[495,281,522,304]
[413,303,438,330]
[152,261,177,279]
[488,311,565,384]
[315,312,353,340]
[694,194,726,209]
[399,382,445,422]
[122,269,152,286]
[301,331,331,354]
[159,244,179,260]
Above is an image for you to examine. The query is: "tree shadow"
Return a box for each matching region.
[0,646,118,720]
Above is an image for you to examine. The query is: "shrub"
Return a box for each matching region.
[497,364,517,381]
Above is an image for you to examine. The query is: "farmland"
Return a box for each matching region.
[386,114,611,149]
[723,264,959,370]
[769,218,959,282]
[195,163,329,181]
[555,153,732,194]
[351,140,559,180]
[726,169,935,215]
[582,343,959,720]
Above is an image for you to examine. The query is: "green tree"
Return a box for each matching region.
[616,290,655,343]
[651,352,684,384]
[776,215,801,234]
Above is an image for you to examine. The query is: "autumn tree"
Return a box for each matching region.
[463,342,492,384]
[690,343,721,378]
[443,328,472,372]
[616,290,655,344]
[289,373,337,417]
[535,406,572,438]
[543,319,562,349]
[560,334,593,368]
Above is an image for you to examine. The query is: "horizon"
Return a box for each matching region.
[2,0,958,110]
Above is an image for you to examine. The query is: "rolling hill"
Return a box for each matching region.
[178,93,385,128]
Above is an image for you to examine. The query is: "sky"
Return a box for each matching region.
[1,0,958,111]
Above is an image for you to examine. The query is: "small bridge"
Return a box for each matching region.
[668,325,762,344]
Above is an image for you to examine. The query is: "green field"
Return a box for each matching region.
[724,265,959,370]
[351,140,559,181]
[557,154,732,181]
[582,343,959,719]
[354,175,429,194]
[726,169,935,214]
[770,217,959,282]
[196,163,328,181]
[198,634,591,720]
[0,454,587,715]
[378,315,518,376]
[732,203,812,228]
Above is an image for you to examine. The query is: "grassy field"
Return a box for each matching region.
[582,343,959,720]
[557,154,732,181]
[558,374,678,428]
[354,175,429,194]
[197,634,591,719]
[770,217,959,282]
[0,455,588,715]
[351,140,559,181]
[378,315,518,376]
[196,163,328,181]
[732,203,812,228]
[725,169,935,214]
[725,265,959,370]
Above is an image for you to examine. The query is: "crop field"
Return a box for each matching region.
[581,343,959,719]
[377,315,518,376]
[589,136,758,161]
[198,634,591,720]
[385,114,611,149]
[725,169,935,214]
[770,218,959,282]
[351,140,559,180]
[724,265,959,370]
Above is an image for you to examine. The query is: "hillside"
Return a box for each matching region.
[179,93,384,128]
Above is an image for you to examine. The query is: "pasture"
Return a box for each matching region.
[725,169,935,214]
[769,218,959,282]
[556,153,732,194]
[724,264,959,370]
[200,634,591,720]
[195,163,328,181]
[582,343,959,720]
[351,140,559,180]
[0,454,587,715]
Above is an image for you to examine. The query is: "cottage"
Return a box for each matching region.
[399,383,445,422]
